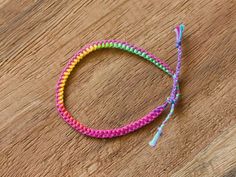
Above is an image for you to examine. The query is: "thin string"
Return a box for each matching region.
[149,24,185,147]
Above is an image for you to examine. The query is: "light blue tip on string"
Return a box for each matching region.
[149,103,175,147]
[178,24,185,42]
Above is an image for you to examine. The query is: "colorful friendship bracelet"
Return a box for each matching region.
[56,24,185,147]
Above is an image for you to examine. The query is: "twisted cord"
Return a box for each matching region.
[149,24,184,147]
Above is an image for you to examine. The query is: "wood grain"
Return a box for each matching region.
[0,0,235,176]
[172,125,236,177]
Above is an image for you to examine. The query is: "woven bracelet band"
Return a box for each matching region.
[56,24,185,147]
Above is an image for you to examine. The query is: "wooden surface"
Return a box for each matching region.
[0,0,235,176]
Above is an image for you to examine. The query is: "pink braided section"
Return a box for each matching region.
[57,103,167,138]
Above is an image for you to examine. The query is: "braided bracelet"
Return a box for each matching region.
[56,24,185,147]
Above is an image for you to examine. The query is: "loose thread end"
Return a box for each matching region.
[149,127,163,147]
[179,24,185,32]
[175,24,185,47]
[149,103,176,147]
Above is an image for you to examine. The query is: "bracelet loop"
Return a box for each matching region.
[56,24,185,147]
